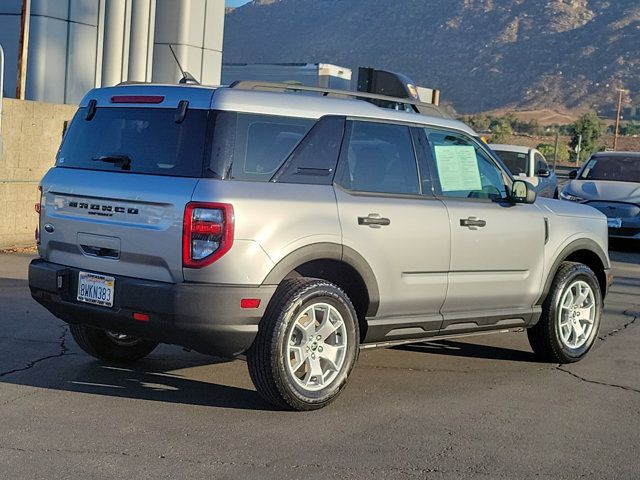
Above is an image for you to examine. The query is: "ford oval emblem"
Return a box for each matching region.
[44,223,55,233]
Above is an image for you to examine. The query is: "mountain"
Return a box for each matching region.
[223,0,640,115]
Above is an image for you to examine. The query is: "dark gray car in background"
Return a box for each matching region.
[560,151,640,240]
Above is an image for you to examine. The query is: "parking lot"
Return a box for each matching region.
[1,244,639,479]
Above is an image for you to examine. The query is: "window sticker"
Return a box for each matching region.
[434,145,482,192]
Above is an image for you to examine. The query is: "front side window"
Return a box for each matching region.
[425,129,508,200]
[534,153,548,173]
[336,121,419,195]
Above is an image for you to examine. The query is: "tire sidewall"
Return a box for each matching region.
[549,267,602,361]
[273,283,359,407]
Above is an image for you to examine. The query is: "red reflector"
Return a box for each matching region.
[240,299,261,309]
[192,221,222,235]
[111,95,164,104]
[133,312,150,322]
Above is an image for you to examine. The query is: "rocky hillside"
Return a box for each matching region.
[223,0,640,114]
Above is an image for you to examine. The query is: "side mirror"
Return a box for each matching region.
[537,168,551,178]
[568,169,578,179]
[511,180,536,204]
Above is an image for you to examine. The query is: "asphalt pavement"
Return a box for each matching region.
[1,243,639,479]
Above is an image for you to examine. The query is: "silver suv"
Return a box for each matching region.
[29,82,612,410]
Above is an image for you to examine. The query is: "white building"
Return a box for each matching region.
[0,0,225,104]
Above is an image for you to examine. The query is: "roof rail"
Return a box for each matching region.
[227,81,445,118]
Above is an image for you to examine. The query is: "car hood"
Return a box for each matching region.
[566,180,640,204]
[537,197,605,219]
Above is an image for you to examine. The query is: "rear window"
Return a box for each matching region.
[56,107,209,177]
[493,150,529,176]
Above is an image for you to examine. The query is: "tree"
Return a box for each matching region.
[466,114,491,132]
[490,118,513,144]
[570,112,603,161]
[621,122,640,136]
[538,143,569,164]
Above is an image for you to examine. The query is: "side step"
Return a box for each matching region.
[359,328,525,350]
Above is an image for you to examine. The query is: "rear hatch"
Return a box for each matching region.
[38,86,215,283]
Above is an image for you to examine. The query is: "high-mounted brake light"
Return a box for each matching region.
[183,202,234,268]
[110,95,165,104]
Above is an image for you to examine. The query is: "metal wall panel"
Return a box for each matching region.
[26,15,68,103]
[66,22,98,103]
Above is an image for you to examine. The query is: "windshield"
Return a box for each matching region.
[493,150,529,176]
[579,156,640,183]
[57,107,210,177]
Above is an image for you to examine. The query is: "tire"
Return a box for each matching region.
[247,278,360,411]
[69,324,159,363]
[527,262,602,363]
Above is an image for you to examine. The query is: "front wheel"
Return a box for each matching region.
[527,262,602,363]
[70,324,159,363]
[247,278,359,411]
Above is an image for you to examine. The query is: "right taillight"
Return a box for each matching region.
[35,185,42,245]
[182,202,234,268]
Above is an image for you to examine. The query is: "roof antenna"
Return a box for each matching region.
[168,44,199,85]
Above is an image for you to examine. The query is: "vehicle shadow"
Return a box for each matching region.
[393,339,539,363]
[60,354,273,411]
[609,238,640,255]
[1,276,273,411]
[2,343,274,411]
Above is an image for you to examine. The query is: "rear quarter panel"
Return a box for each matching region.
[185,180,341,285]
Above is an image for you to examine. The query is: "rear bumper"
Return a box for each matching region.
[29,259,276,358]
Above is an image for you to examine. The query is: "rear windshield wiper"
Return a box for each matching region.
[92,155,132,171]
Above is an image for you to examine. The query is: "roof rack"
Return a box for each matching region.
[228,81,445,118]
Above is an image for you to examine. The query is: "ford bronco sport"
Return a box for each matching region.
[29,82,611,410]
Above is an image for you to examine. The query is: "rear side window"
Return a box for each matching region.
[57,107,209,177]
[336,121,419,195]
[229,114,315,181]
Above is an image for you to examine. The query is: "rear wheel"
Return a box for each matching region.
[70,324,158,363]
[247,278,359,411]
[527,262,602,363]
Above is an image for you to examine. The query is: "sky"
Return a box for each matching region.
[225,0,252,7]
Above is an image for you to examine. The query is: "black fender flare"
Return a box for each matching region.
[262,242,380,317]
[537,238,609,305]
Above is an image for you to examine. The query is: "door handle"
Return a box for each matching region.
[460,217,486,229]
[358,214,391,227]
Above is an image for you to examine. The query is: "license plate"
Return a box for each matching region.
[77,272,115,307]
[607,218,622,228]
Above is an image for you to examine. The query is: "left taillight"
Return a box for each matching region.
[182,202,234,268]
[35,185,42,245]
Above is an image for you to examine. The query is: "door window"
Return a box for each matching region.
[273,117,345,184]
[424,129,508,200]
[534,153,548,174]
[336,121,419,195]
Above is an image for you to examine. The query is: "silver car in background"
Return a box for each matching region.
[490,144,558,198]
[561,151,640,240]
